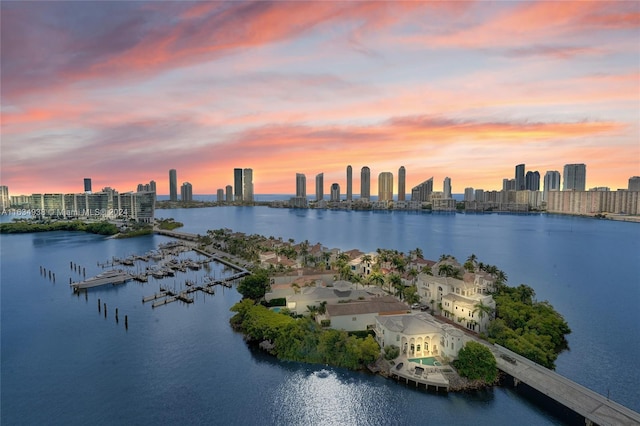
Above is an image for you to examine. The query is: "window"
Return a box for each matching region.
[352,317,357,321]
[396,334,400,341]
[416,344,421,352]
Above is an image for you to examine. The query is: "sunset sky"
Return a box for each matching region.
[1,1,639,196]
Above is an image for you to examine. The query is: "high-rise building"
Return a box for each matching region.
[225,185,233,202]
[628,176,640,191]
[515,164,525,191]
[398,166,406,201]
[443,177,452,198]
[475,189,485,203]
[525,171,540,191]
[234,168,243,202]
[543,171,561,201]
[84,178,92,193]
[330,183,340,202]
[0,186,9,209]
[180,182,193,202]
[315,173,324,201]
[216,189,224,202]
[503,178,516,191]
[378,172,393,201]
[360,167,370,200]
[150,180,156,193]
[243,168,254,202]
[346,165,353,201]
[563,164,586,191]
[169,169,177,201]
[464,187,475,202]
[411,178,433,202]
[296,173,306,198]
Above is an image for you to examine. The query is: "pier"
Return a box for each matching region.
[493,345,640,426]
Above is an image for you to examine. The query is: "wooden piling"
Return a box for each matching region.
[98,298,101,312]
[70,261,73,269]
[104,303,107,318]
[125,315,128,330]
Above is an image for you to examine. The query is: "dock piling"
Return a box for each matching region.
[104,303,107,318]
[98,298,101,312]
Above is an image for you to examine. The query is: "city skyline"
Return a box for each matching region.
[2,2,638,194]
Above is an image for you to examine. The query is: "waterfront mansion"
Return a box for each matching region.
[415,266,496,334]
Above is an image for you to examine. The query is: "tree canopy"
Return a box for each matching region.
[453,341,498,383]
[237,269,271,300]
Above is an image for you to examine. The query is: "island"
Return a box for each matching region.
[192,228,571,391]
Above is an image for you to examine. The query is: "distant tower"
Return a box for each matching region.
[563,164,586,191]
[543,171,561,201]
[525,171,540,191]
[243,168,254,202]
[149,180,156,193]
[169,169,177,201]
[225,185,233,202]
[515,164,525,190]
[346,165,353,201]
[411,178,433,202]
[629,176,640,191]
[216,189,224,202]
[443,177,452,198]
[234,168,243,202]
[398,166,406,201]
[296,173,307,198]
[330,183,340,202]
[378,172,393,202]
[180,182,193,202]
[464,187,475,202]
[0,186,9,209]
[360,166,370,200]
[84,178,92,193]
[315,173,324,201]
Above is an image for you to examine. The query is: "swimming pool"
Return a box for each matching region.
[408,356,442,366]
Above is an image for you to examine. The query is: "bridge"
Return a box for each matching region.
[493,345,640,426]
[155,228,200,242]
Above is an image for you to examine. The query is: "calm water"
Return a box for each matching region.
[2,208,639,425]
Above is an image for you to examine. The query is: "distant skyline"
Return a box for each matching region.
[2,2,638,195]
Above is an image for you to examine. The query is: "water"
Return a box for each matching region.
[2,208,638,425]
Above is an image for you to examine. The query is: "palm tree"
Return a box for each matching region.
[438,264,454,277]
[473,301,494,320]
[414,247,424,259]
[388,273,402,296]
[307,305,319,320]
[368,271,385,288]
[318,301,327,315]
[407,268,419,284]
[467,253,477,264]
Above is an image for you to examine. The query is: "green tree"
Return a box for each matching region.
[453,341,497,383]
[237,269,271,300]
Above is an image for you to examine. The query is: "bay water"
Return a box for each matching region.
[1,207,638,425]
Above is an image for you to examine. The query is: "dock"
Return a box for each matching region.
[494,345,640,426]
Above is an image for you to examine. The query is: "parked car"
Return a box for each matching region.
[420,305,429,311]
[411,303,420,309]
[395,362,404,370]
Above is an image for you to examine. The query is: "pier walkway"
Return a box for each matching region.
[493,345,640,426]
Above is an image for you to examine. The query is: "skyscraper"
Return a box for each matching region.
[543,171,561,201]
[330,183,340,202]
[464,187,475,202]
[169,169,177,201]
[515,164,525,190]
[411,178,433,202]
[360,166,370,200]
[180,182,192,202]
[225,185,233,202]
[315,173,324,201]
[84,178,92,193]
[525,171,540,191]
[443,177,452,198]
[563,164,586,191]
[0,186,9,209]
[296,173,306,198]
[378,172,393,201]
[346,165,353,201]
[149,180,156,193]
[398,166,406,201]
[629,176,640,191]
[216,189,224,202]
[234,168,243,202]
[243,168,254,202]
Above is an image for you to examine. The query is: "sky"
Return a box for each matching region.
[1,1,639,196]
